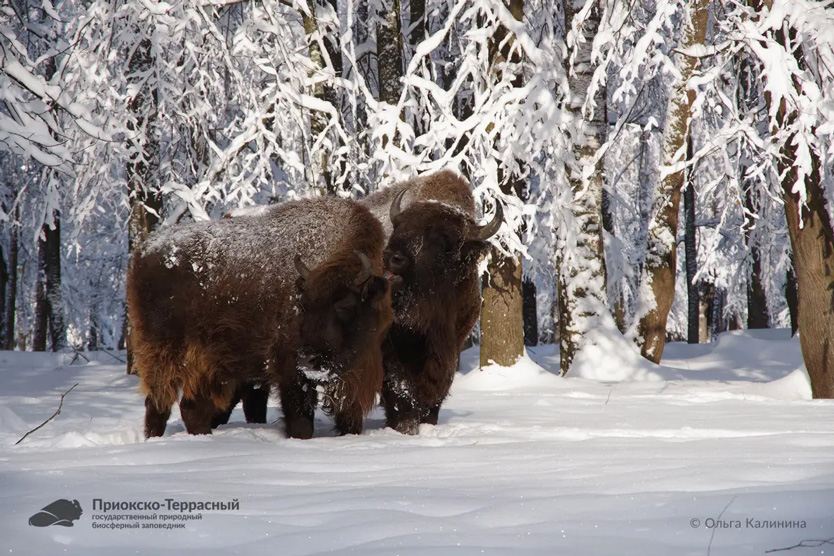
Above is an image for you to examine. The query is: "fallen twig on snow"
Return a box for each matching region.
[14,383,79,445]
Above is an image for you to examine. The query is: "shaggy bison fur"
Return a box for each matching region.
[127,197,391,439]
[361,170,502,434]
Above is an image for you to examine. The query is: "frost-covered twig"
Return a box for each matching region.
[14,383,79,445]
[765,537,834,553]
[707,495,737,556]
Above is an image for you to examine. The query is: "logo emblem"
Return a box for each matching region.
[28,499,83,527]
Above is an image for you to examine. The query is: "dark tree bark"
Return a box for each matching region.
[377,0,403,107]
[745,207,770,329]
[33,235,49,352]
[409,0,425,45]
[302,0,344,194]
[0,244,7,348]
[637,0,710,362]
[44,218,64,350]
[756,0,834,397]
[737,52,770,330]
[522,277,538,346]
[33,217,64,352]
[684,170,698,344]
[4,207,18,350]
[88,307,99,351]
[408,0,426,138]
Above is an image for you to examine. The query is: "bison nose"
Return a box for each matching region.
[300,353,319,369]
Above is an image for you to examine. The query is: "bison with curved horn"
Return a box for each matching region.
[360,169,503,434]
[127,197,392,439]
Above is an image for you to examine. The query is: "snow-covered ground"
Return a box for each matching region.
[1,329,833,555]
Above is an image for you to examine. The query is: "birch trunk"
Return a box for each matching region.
[558,0,609,374]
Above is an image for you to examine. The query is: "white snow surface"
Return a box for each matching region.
[2,329,833,554]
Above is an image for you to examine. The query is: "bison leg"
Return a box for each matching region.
[144,396,172,438]
[211,386,242,429]
[381,376,421,435]
[279,376,317,439]
[333,401,363,436]
[421,403,441,426]
[180,396,216,435]
[241,382,270,424]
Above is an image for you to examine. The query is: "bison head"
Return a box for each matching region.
[293,250,391,382]
[383,190,503,304]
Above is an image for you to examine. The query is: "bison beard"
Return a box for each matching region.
[127,197,391,439]
[361,170,502,434]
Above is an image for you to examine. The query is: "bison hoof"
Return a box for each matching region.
[285,419,314,439]
[389,418,420,436]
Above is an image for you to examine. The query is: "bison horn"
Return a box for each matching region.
[472,201,504,241]
[389,188,407,225]
[353,250,373,286]
[294,254,311,281]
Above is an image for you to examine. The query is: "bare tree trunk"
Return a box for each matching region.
[88,308,99,351]
[126,37,162,374]
[684,163,699,344]
[481,248,525,367]
[377,0,403,107]
[786,258,798,336]
[4,207,18,350]
[602,187,626,332]
[479,0,525,368]
[409,0,425,45]
[745,199,770,329]
[558,0,609,374]
[0,244,7,348]
[33,231,49,352]
[33,217,64,352]
[737,52,770,330]
[637,0,710,363]
[522,277,538,346]
[44,217,64,351]
[779,136,833,397]
[756,0,834,397]
[303,0,343,194]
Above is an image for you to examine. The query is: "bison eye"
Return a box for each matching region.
[333,294,357,322]
[431,230,454,253]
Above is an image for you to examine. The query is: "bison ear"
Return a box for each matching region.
[361,276,389,303]
[461,238,490,262]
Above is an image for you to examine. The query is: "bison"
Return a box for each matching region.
[361,170,502,434]
[127,197,392,439]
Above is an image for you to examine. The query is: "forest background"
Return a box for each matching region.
[1,0,833,397]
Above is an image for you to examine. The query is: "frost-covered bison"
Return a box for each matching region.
[361,170,502,434]
[127,197,392,439]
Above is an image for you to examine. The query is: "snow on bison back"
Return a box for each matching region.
[126,197,392,440]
